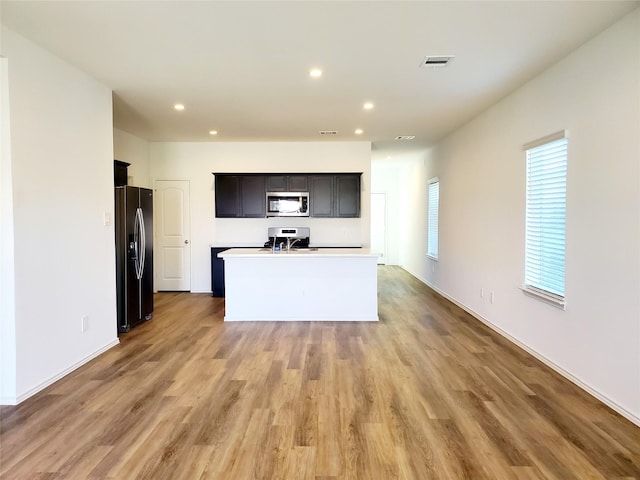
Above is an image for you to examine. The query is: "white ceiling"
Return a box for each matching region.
[1,1,638,159]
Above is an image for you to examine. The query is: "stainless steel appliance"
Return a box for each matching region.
[115,186,153,333]
[264,227,311,250]
[266,192,309,217]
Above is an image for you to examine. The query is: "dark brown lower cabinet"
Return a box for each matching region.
[211,247,227,297]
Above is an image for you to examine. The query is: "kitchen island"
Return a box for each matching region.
[218,248,379,321]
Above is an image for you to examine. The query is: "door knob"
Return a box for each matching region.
[185,240,190,244]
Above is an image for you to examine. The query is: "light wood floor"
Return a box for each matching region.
[1,266,639,479]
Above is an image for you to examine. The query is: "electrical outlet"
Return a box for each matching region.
[490,292,494,304]
[103,212,111,226]
[81,315,89,332]
[480,287,484,298]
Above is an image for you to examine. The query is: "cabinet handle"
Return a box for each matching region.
[185,240,190,244]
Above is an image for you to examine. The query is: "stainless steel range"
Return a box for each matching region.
[264,227,310,250]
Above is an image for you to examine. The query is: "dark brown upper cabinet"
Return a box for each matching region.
[309,175,334,217]
[266,175,309,192]
[214,172,360,218]
[214,174,265,218]
[336,174,361,217]
[114,160,130,187]
[310,174,361,218]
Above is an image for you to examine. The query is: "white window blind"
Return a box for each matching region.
[427,178,439,259]
[524,135,567,302]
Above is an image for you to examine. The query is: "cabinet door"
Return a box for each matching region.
[266,175,287,192]
[336,174,361,217]
[215,175,241,217]
[241,175,266,217]
[114,160,130,187]
[211,248,225,297]
[288,175,309,191]
[310,175,334,217]
[266,175,308,192]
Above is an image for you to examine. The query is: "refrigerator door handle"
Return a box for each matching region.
[134,208,144,280]
[139,208,146,278]
[133,208,139,275]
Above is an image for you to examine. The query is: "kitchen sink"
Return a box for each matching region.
[259,247,319,252]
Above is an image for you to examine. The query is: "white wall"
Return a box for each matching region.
[1,27,118,403]
[113,128,151,188]
[149,141,371,293]
[1,55,17,401]
[400,10,640,423]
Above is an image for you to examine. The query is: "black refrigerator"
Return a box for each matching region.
[115,186,153,333]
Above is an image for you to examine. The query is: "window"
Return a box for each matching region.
[427,178,439,259]
[523,131,567,307]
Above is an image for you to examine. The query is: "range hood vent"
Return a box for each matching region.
[420,55,455,68]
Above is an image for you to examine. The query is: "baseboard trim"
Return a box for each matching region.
[401,265,640,428]
[7,338,120,406]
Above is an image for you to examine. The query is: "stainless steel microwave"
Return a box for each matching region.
[266,192,310,217]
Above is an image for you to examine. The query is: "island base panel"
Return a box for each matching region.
[222,256,378,321]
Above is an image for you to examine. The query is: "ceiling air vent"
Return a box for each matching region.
[319,130,338,136]
[419,55,455,68]
[395,135,415,140]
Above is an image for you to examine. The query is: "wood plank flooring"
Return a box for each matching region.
[1,266,639,479]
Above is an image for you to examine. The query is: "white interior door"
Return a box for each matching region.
[155,180,191,291]
[371,193,386,265]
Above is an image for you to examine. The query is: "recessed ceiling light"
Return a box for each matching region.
[355,129,364,135]
[363,102,374,110]
[309,68,322,78]
[209,130,218,135]
[174,103,185,111]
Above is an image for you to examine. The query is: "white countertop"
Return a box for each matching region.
[210,244,263,248]
[218,247,379,258]
[309,243,363,248]
[210,243,363,248]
